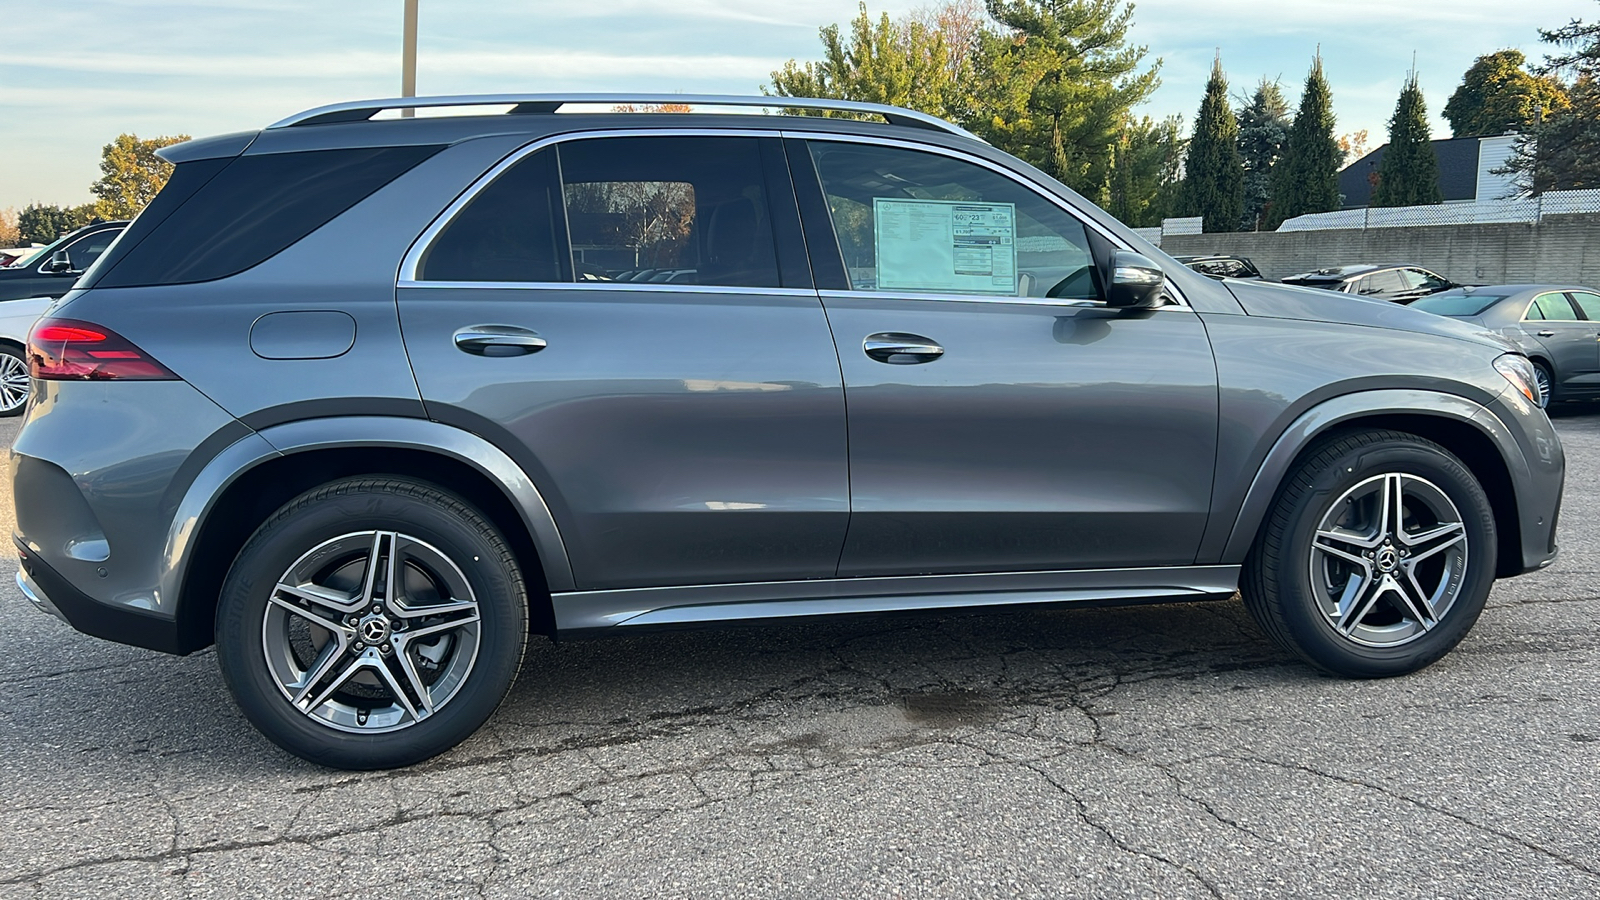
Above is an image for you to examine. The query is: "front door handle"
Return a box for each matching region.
[453,325,547,357]
[863,332,944,364]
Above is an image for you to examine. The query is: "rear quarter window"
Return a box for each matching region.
[94,146,441,289]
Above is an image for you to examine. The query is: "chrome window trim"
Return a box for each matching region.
[398,280,821,298]
[396,127,1189,310]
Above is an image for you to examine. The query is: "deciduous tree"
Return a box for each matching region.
[1444,50,1569,137]
[89,133,189,220]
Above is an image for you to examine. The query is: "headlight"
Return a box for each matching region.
[1494,353,1541,406]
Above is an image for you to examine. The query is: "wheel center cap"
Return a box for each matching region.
[358,615,391,644]
[1375,547,1399,573]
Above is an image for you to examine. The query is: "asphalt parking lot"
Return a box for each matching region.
[1,410,1598,899]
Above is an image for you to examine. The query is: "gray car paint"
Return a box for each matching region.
[1425,287,1600,398]
[8,110,1566,656]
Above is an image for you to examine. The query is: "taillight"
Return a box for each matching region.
[28,317,178,381]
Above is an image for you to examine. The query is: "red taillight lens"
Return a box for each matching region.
[28,317,178,381]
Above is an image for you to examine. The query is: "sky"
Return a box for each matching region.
[2,0,1595,213]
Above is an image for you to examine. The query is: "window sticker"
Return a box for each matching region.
[873,199,1017,295]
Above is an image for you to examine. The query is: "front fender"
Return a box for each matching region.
[1211,389,1532,565]
[159,417,576,623]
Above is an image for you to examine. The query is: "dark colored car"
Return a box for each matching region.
[1174,254,1263,280]
[11,94,1564,769]
[1281,264,1457,303]
[0,220,127,303]
[1411,285,1600,407]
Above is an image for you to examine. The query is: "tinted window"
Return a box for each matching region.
[1531,292,1579,321]
[559,136,782,288]
[807,141,1101,300]
[59,228,121,272]
[1410,269,1450,291]
[98,146,440,288]
[1409,292,1507,317]
[419,148,568,283]
[1568,291,1600,320]
[1356,270,1405,296]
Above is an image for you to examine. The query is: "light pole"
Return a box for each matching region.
[401,0,418,117]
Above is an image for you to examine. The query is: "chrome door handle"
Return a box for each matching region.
[863,332,944,364]
[453,325,547,357]
[1536,330,1556,337]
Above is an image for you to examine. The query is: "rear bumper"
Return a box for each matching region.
[15,539,188,654]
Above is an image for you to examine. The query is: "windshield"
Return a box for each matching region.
[1409,291,1509,317]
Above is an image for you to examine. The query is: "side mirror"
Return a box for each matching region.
[1106,251,1167,308]
[45,250,74,275]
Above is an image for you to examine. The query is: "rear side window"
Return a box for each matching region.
[1356,271,1405,296]
[1568,291,1600,320]
[96,146,440,288]
[418,148,570,283]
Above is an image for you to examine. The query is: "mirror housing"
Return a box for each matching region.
[1106,251,1167,308]
[45,250,74,275]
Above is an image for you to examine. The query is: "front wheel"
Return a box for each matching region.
[216,478,528,769]
[0,345,30,417]
[1532,361,1553,409]
[1242,430,1497,678]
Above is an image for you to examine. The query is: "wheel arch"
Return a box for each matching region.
[164,417,573,653]
[1220,390,1526,579]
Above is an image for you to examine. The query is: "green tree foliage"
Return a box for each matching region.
[1372,76,1442,207]
[1236,79,1291,230]
[1444,50,1569,138]
[1105,115,1185,227]
[1180,59,1243,233]
[1503,5,1600,192]
[1268,56,1342,227]
[89,133,189,220]
[766,3,973,122]
[17,203,96,245]
[970,0,1160,200]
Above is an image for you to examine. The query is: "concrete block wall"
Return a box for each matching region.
[1160,214,1600,287]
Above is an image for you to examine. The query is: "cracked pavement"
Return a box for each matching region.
[2,411,1598,899]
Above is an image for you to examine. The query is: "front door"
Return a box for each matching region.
[398,134,849,590]
[1525,290,1600,399]
[795,139,1219,577]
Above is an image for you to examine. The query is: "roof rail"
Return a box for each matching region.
[267,93,982,141]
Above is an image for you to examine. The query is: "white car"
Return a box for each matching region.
[0,295,49,416]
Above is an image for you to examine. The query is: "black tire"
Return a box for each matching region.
[1532,361,1554,409]
[1241,430,1497,678]
[216,478,528,769]
[0,344,30,417]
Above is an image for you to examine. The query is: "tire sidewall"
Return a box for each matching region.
[1273,440,1497,677]
[216,482,526,769]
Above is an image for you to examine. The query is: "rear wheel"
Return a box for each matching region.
[216,478,528,769]
[1242,430,1497,677]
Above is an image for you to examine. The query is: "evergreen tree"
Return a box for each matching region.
[1236,79,1291,230]
[1268,56,1342,227]
[1372,76,1442,207]
[970,0,1161,199]
[16,204,96,245]
[1503,5,1600,192]
[1106,115,1185,227]
[1181,58,1244,233]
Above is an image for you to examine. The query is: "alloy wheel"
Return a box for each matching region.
[0,351,29,413]
[1308,472,1469,648]
[262,530,482,733]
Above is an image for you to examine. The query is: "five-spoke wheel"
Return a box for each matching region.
[218,479,527,769]
[1243,430,1496,677]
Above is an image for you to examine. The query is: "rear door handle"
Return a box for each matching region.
[1536,330,1556,337]
[453,325,547,357]
[863,332,944,364]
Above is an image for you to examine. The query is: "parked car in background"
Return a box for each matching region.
[0,220,127,303]
[11,94,1564,770]
[0,295,49,416]
[1411,285,1600,408]
[1281,264,1457,303]
[1173,254,1264,280]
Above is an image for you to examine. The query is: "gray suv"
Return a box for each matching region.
[12,95,1564,769]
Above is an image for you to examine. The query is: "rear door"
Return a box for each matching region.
[792,137,1218,577]
[1560,290,1600,393]
[398,133,849,590]
[1524,291,1598,396]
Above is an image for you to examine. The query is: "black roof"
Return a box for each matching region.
[1338,137,1482,208]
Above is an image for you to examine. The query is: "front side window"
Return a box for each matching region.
[1531,292,1579,321]
[806,141,1102,301]
[419,136,782,288]
[55,228,120,272]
